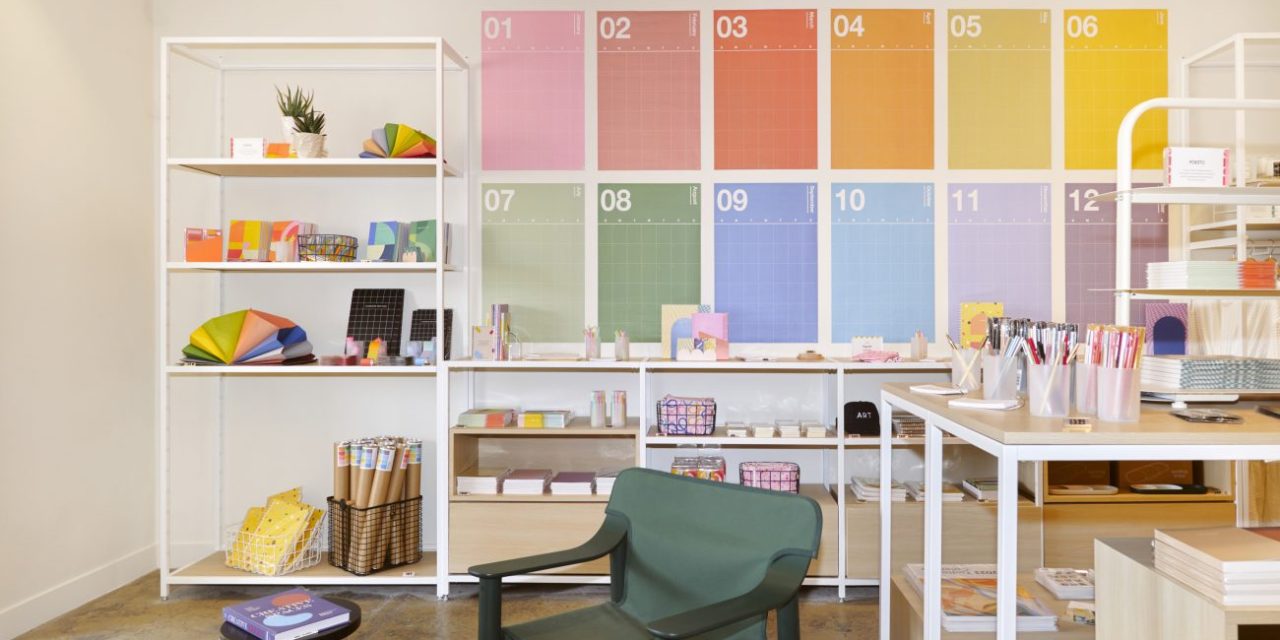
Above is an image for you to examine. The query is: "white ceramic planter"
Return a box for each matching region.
[292,132,326,158]
[280,115,297,141]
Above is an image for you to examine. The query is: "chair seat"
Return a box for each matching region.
[504,603,650,640]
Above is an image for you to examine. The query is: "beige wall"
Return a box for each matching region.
[0,1,154,637]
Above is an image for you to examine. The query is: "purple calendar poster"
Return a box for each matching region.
[1065,183,1168,326]
[481,11,585,170]
[948,183,1051,336]
[714,183,818,343]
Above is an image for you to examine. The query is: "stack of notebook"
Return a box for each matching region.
[1147,261,1240,290]
[905,481,965,503]
[595,470,619,496]
[1154,526,1280,605]
[776,421,802,438]
[457,468,509,495]
[503,469,554,495]
[1034,568,1095,600]
[851,477,907,502]
[458,409,516,428]
[517,410,573,428]
[961,478,1000,502]
[550,471,596,495]
[1241,260,1277,289]
[892,414,925,437]
[903,564,1058,632]
[1142,356,1280,390]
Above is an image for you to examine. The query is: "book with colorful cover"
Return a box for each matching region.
[903,564,1058,632]
[458,408,515,428]
[222,588,350,640]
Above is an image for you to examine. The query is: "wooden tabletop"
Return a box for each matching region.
[882,382,1280,446]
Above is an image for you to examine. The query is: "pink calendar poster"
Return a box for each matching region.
[598,11,700,170]
[481,11,585,170]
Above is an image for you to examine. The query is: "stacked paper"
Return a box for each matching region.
[504,469,553,495]
[361,123,437,158]
[776,420,802,438]
[1035,568,1095,600]
[1154,527,1280,606]
[905,481,965,503]
[457,468,509,495]
[962,477,1000,501]
[1143,356,1280,390]
[893,414,925,437]
[550,471,596,495]
[595,470,620,496]
[903,564,1058,632]
[852,477,907,502]
[182,309,313,366]
[517,410,572,428]
[1147,261,1240,290]
[458,409,516,428]
[1241,260,1277,290]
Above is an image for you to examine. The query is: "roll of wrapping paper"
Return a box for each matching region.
[364,446,396,572]
[406,440,423,561]
[354,444,377,508]
[347,442,360,503]
[333,441,350,503]
[385,445,410,566]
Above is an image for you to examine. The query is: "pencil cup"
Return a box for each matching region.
[1074,363,1098,416]
[1097,367,1141,422]
[614,335,630,361]
[983,353,1019,401]
[951,348,982,392]
[1028,363,1071,418]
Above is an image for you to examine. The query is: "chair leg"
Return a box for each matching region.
[777,594,800,640]
[478,577,502,640]
[609,543,627,603]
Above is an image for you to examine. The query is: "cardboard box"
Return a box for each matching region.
[1047,461,1111,486]
[1113,460,1194,490]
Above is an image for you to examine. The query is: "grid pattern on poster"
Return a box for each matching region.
[1065,183,1169,326]
[346,289,406,356]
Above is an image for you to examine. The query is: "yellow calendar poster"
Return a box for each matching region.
[1065,10,1167,169]
[948,10,1051,169]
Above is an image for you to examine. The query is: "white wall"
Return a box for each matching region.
[0,0,155,637]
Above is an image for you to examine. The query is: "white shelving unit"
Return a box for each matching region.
[158,37,469,596]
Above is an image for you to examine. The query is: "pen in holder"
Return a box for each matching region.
[983,352,1020,401]
[951,347,982,392]
[1084,324,1145,422]
[610,391,627,428]
[590,390,607,427]
[1075,362,1098,415]
[584,326,600,360]
[1028,362,1071,417]
[614,330,630,362]
[1097,367,1140,422]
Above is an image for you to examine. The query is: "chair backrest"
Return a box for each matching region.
[606,468,821,637]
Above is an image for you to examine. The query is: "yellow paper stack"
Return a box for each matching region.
[225,487,324,576]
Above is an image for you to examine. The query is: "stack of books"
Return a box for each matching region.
[1147,261,1240,290]
[223,588,351,640]
[595,470,619,496]
[1154,526,1280,605]
[503,469,554,495]
[776,420,802,438]
[803,421,828,438]
[851,476,907,502]
[1142,356,1280,390]
[903,564,1058,632]
[892,414,925,437]
[961,477,1000,501]
[1034,568,1095,600]
[517,410,573,428]
[905,481,964,503]
[458,408,516,428]
[456,468,509,495]
[725,423,750,438]
[549,471,596,495]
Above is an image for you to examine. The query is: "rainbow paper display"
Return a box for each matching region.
[182,309,314,365]
[360,123,437,159]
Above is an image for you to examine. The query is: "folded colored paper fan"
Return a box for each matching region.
[182,309,314,365]
[359,123,437,158]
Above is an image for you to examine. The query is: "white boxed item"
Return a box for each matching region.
[230,137,265,159]
[1164,146,1229,187]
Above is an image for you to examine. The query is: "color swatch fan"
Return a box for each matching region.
[182,309,315,365]
[361,123,437,158]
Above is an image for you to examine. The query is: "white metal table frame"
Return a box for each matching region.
[880,387,1280,640]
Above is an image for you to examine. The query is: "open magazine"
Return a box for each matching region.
[903,564,1059,632]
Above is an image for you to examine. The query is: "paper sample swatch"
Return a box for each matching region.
[714,183,817,342]
[481,11,584,170]
[481,183,584,342]
[831,10,934,169]
[948,183,1051,337]
[597,11,700,170]
[948,10,1050,169]
[597,184,700,343]
[831,183,934,343]
[713,9,817,169]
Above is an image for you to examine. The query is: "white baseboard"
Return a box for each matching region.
[0,545,156,639]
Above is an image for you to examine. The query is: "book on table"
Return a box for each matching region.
[456,468,510,495]
[504,469,554,495]
[1034,567,1095,600]
[961,477,1000,501]
[517,410,573,428]
[458,408,515,428]
[905,481,965,503]
[902,564,1058,633]
[550,471,596,495]
[222,588,350,640]
[851,476,907,502]
[1154,526,1280,605]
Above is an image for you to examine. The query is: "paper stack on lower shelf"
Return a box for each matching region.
[1154,526,1280,606]
[504,469,554,495]
[550,471,596,495]
[903,563,1058,633]
[905,481,964,503]
[852,476,907,502]
[1034,567,1095,600]
[457,468,509,495]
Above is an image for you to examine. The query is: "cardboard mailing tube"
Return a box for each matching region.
[364,446,396,572]
[405,440,423,564]
[385,446,409,566]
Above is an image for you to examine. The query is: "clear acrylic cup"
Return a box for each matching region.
[983,353,1019,401]
[1097,367,1141,422]
[1074,362,1098,416]
[1028,363,1071,417]
[951,348,982,392]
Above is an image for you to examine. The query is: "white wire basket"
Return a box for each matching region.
[223,512,326,576]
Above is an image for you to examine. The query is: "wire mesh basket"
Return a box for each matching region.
[298,234,358,262]
[223,511,326,576]
[655,395,717,435]
[739,461,800,493]
[327,496,422,576]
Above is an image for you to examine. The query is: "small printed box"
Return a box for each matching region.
[229,137,265,158]
[184,228,222,262]
[655,395,716,435]
[404,220,437,262]
[671,455,726,482]
[226,220,270,261]
[739,461,800,493]
[1164,147,1230,187]
[366,221,408,262]
[268,221,315,262]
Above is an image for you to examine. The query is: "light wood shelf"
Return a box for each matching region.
[645,426,839,447]
[169,551,437,585]
[166,261,455,272]
[451,493,609,503]
[1043,490,1234,504]
[451,418,638,437]
[168,157,458,178]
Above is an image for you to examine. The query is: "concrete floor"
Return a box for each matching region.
[19,575,880,639]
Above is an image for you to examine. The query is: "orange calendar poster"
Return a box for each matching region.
[831,10,934,169]
[948,9,1050,169]
[1065,10,1167,170]
[598,11,700,170]
[713,9,817,169]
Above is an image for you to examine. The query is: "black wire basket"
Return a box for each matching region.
[327,496,422,575]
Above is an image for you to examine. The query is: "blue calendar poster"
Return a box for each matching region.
[714,183,817,343]
[832,183,934,343]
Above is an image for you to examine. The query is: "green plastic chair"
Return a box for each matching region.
[469,467,822,640]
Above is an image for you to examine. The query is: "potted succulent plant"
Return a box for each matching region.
[275,85,313,142]
[291,109,327,158]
